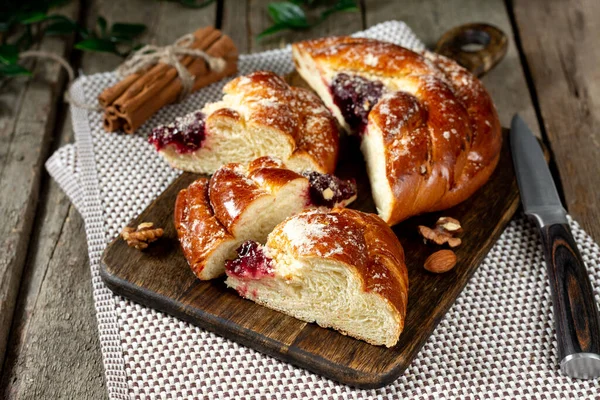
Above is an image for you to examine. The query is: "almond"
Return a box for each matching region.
[436,217,463,234]
[424,250,457,273]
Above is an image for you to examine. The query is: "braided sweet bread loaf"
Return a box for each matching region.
[175,157,356,280]
[225,208,408,347]
[150,71,340,175]
[293,37,502,225]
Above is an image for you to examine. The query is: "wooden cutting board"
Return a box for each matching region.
[101,125,518,388]
[102,23,517,388]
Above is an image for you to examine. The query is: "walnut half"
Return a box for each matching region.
[418,217,462,248]
[121,222,164,250]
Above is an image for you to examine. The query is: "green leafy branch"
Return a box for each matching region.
[74,17,146,56]
[1,0,357,78]
[0,1,147,78]
[258,0,359,39]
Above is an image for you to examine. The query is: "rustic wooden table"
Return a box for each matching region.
[0,0,597,397]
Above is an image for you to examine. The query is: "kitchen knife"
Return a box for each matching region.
[510,114,600,379]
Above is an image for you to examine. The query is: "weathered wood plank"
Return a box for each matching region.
[0,188,106,400]
[513,0,600,242]
[220,0,250,53]
[1,86,107,399]
[0,0,79,371]
[1,0,219,398]
[364,0,540,136]
[80,0,219,74]
[220,0,364,53]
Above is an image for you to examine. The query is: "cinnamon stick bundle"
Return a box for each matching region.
[99,26,238,134]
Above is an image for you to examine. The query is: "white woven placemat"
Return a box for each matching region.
[45,21,600,399]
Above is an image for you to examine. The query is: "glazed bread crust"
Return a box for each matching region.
[157,71,340,175]
[174,178,237,280]
[292,37,502,225]
[175,158,310,280]
[175,157,356,280]
[226,208,408,347]
[267,208,408,321]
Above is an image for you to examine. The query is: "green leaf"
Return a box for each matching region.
[176,0,216,8]
[18,11,50,25]
[0,63,32,77]
[97,16,108,37]
[320,0,358,20]
[0,44,19,65]
[45,19,78,35]
[267,2,310,28]
[75,38,117,53]
[110,23,146,40]
[257,23,292,39]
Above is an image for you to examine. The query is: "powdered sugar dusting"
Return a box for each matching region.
[202,71,337,171]
[236,76,251,86]
[281,215,328,250]
[467,152,483,162]
[364,53,379,67]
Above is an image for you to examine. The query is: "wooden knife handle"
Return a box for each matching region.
[435,23,508,77]
[540,223,600,361]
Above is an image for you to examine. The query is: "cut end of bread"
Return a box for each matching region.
[152,70,340,175]
[175,158,357,280]
[159,116,296,175]
[361,126,394,223]
[292,46,350,133]
[226,258,401,347]
[224,208,407,347]
[293,38,502,225]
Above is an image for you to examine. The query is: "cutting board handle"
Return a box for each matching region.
[435,23,508,77]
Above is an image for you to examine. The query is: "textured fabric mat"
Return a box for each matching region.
[46,21,600,399]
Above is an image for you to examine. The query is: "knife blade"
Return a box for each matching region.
[510,114,600,379]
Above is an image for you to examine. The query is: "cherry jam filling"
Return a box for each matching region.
[304,171,357,208]
[330,73,384,133]
[148,111,206,154]
[225,241,274,280]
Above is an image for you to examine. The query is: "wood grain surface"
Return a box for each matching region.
[101,126,519,388]
[364,0,541,136]
[1,0,218,398]
[513,0,600,242]
[7,0,596,396]
[0,0,79,374]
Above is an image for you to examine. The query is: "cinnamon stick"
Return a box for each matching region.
[98,73,140,108]
[119,34,238,134]
[113,28,222,117]
[103,113,123,131]
[102,106,119,131]
[99,26,215,109]
[100,26,238,134]
[105,106,117,117]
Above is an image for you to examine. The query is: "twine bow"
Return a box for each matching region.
[116,33,226,101]
[18,50,103,111]
[15,33,226,110]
